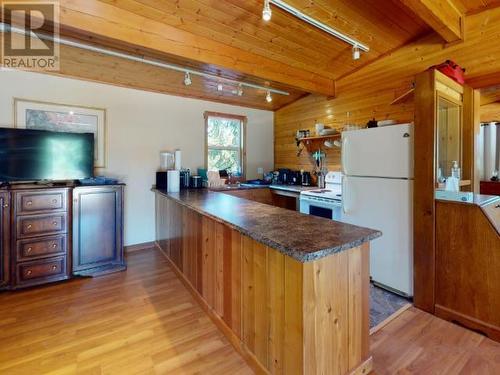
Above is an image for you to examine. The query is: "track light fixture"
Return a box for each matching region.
[266,90,273,103]
[183,72,192,86]
[264,1,369,56]
[1,22,290,100]
[352,45,361,61]
[262,0,272,21]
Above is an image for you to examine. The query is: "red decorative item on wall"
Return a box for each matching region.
[431,60,466,84]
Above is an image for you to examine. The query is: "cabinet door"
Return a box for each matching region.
[0,191,10,288]
[72,186,124,272]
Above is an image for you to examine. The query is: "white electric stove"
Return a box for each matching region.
[299,172,343,220]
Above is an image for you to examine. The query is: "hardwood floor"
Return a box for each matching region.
[371,307,500,374]
[0,248,252,374]
[1,247,500,374]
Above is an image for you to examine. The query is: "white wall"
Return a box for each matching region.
[0,70,274,246]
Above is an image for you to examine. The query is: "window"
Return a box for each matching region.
[205,112,246,176]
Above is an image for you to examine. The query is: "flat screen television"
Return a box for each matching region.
[0,127,94,182]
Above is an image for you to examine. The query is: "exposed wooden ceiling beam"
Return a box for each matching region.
[52,0,334,96]
[400,0,464,42]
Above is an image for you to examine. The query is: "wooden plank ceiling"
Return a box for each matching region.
[9,0,500,109]
[30,0,430,110]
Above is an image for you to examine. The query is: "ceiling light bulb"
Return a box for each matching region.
[352,45,361,60]
[266,90,272,103]
[262,0,272,21]
[217,83,223,92]
[183,72,192,86]
[237,84,243,96]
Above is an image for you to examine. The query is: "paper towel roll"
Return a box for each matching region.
[167,170,180,192]
[174,150,182,170]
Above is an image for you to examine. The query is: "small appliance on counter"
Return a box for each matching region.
[180,169,191,189]
[301,171,312,186]
[190,175,203,188]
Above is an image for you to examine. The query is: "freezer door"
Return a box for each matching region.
[342,124,414,179]
[342,176,413,296]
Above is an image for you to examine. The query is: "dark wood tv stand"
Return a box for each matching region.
[0,183,125,290]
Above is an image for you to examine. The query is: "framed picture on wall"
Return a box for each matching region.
[14,98,107,168]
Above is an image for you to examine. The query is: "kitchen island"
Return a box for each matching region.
[153,188,381,375]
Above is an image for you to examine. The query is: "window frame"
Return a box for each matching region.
[204,111,247,178]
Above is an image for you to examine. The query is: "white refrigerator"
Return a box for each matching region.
[341,124,413,297]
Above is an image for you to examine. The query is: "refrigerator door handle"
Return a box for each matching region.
[342,176,349,214]
[341,137,348,175]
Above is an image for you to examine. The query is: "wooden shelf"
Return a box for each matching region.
[391,88,415,105]
[297,133,341,153]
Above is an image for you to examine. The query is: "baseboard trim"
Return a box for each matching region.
[370,303,412,336]
[154,243,269,375]
[124,241,156,253]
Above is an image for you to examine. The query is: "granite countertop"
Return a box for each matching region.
[153,188,381,263]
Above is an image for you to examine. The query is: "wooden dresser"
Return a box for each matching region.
[0,184,125,290]
[12,188,71,288]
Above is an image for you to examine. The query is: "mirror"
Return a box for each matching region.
[437,96,462,181]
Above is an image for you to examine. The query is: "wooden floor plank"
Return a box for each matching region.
[0,249,252,375]
[371,306,500,374]
[2,248,500,374]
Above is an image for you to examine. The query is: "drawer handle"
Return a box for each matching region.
[27,201,33,206]
[27,247,33,253]
[52,243,58,249]
[26,224,32,229]
[52,221,58,226]
[51,265,57,271]
[52,199,58,204]
[26,270,32,276]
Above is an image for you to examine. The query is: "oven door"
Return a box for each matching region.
[299,196,342,221]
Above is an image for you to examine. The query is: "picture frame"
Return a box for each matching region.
[14,98,107,168]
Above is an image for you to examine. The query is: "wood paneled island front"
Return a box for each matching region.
[153,188,381,375]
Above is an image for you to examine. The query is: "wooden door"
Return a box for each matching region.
[0,191,10,288]
[72,186,124,272]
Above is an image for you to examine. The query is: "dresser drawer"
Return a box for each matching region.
[16,256,67,286]
[17,213,67,238]
[17,235,67,261]
[15,190,67,215]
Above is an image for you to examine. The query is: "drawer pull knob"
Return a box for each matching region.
[27,247,32,253]
[27,201,33,206]
[27,224,32,229]
[52,265,57,271]
[52,244,57,248]
[52,221,58,226]
[26,270,32,276]
[52,199,58,204]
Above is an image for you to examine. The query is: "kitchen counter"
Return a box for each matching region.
[153,188,380,262]
[153,187,377,374]
[269,184,318,193]
[435,191,500,206]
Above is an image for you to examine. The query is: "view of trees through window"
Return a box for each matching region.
[206,115,243,175]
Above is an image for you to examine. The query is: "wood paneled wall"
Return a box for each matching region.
[155,192,372,375]
[274,7,500,172]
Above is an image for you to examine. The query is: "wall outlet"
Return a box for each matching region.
[257,167,264,175]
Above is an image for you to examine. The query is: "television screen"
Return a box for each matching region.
[0,127,94,182]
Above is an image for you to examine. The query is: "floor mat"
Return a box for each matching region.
[370,283,410,328]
